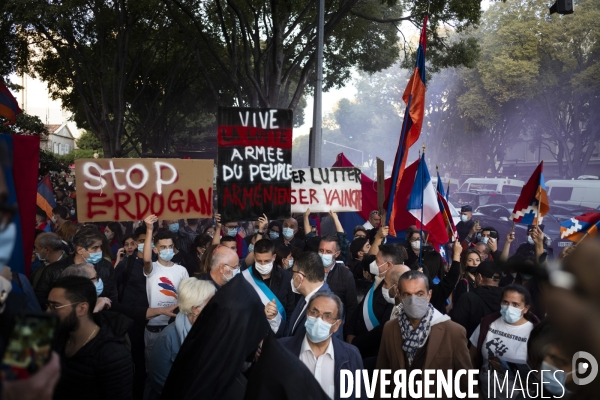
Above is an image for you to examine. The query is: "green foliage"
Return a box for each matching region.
[75,130,102,151]
[0,113,48,135]
[39,150,69,177]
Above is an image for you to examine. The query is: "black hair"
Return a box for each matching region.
[220,236,236,244]
[187,219,199,226]
[191,233,213,254]
[106,222,124,244]
[268,220,281,232]
[378,244,404,265]
[350,237,370,259]
[421,249,445,282]
[73,227,104,250]
[153,231,175,247]
[502,284,532,307]
[254,238,275,255]
[121,234,136,246]
[294,251,325,283]
[51,275,97,316]
[274,244,292,268]
[52,205,69,220]
[133,226,146,240]
[481,226,498,235]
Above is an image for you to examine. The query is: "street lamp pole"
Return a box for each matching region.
[323,140,364,168]
[309,0,324,168]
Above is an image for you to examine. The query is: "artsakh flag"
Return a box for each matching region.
[510,161,549,225]
[0,81,22,125]
[560,212,600,242]
[386,15,428,237]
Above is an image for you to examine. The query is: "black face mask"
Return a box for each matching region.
[467,267,478,275]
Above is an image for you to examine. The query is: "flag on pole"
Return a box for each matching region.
[0,81,22,125]
[386,15,428,237]
[510,161,549,225]
[437,191,457,241]
[406,155,448,247]
[37,174,56,218]
[560,212,600,242]
[436,169,446,200]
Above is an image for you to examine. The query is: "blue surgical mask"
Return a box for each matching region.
[269,231,280,240]
[85,251,103,265]
[305,316,335,343]
[461,214,469,223]
[227,228,238,237]
[0,223,16,267]
[95,278,104,296]
[287,259,294,269]
[169,223,179,233]
[319,253,333,267]
[481,237,489,244]
[248,244,254,253]
[282,227,294,239]
[541,360,569,396]
[159,249,174,262]
[137,244,144,253]
[500,304,524,324]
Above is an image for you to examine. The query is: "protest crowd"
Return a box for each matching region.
[2,154,600,400]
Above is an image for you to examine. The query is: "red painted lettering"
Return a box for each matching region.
[87,193,113,219]
[310,189,318,204]
[199,188,212,215]
[168,190,185,213]
[150,193,165,215]
[114,192,136,220]
[135,193,149,219]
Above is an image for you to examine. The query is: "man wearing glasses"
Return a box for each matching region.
[279,292,364,399]
[198,244,240,290]
[451,261,503,339]
[362,210,381,231]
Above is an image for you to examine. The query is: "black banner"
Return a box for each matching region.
[217,107,293,223]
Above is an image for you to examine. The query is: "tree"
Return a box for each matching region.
[0,112,48,135]
[75,130,103,151]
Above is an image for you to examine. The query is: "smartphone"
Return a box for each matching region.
[475,220,479,225]
[0,313,59,381]
[490,231,498,239]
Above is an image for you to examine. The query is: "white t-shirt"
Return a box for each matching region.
[470,317,534,369]
[144,261,189,326]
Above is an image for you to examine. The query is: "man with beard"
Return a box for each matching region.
[48,276,133,400]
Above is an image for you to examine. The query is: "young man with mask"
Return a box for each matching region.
[279,292,364,399]
[273,217,305,252]
[377,270,473,395]
[72,227,118,303]
[345,245,408,368]
[143,214,189,367]
[318,236,357,335]
[32,232,73,309]
[285,251,332,337]
[241,239,295,336]
[198,244,240,290]
[456,205,479,242]
[48,276,133,400]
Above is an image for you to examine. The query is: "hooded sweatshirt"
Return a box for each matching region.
[451,285,502,339]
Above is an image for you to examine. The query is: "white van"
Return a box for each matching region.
[546,179,600,208]
[458,178,525,195]
[431,177,460,195]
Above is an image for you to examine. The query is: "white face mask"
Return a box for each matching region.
[410,241,421,250]
[460,214,469,223]
[290,275,301,294]
[369,260,388,277]
[255,260,273,275]
[381,286,396,304]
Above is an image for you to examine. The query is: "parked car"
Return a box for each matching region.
[452,192,508,210]
[546,179,600,208]
[474,203,573,256]
[459,178,525,195]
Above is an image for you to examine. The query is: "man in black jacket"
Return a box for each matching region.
[273,217,306,252]
[241,239,295,337]
[318,235,357,336]
[32,232,73,309]
[451,261,503,338]
[456,205,478,242]
[72,227,118,303]
[49,276,133,400]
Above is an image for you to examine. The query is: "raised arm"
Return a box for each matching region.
[143,215,157,276]
[500,231,515,261]
[212,213,222,245]
[368,225,389,256]
[303,208,312,236]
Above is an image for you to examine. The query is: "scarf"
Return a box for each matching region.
[399,303,435,367]
[175,312,193,345]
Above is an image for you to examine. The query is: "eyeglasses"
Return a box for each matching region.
[307,308,339,324]
[47,302,81,311]
[224,263,239,271]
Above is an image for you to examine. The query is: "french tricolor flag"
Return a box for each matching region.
[406,155,448,248]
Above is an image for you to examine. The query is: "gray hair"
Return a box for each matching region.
[398,270,430,292]
[307,291,344,320]
[178,278,216,315]
[61,263,95,278]
[37,232,63,251]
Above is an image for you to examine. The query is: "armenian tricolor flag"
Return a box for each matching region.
[386,15,428,237]
[37,174,56,218]
[510,161,549,225]
[0,81,22,125]
[560,212,600,242]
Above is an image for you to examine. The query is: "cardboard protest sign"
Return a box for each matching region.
[75,158,213,222]
[291,168,362,213]
[217,107,293,222]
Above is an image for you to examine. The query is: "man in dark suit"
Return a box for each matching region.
[241,239,295,337]
[279,292,364,400]
[285,251,331,337]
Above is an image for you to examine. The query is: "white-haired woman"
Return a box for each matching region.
[144,278,216,400]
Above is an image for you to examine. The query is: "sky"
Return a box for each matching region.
[295,0,492,139]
